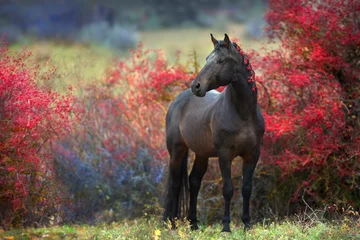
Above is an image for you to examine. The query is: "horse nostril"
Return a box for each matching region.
[195,83,201,90]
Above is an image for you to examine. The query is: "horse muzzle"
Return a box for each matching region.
[191,81,206,97]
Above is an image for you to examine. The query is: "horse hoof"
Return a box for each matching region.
[244,223,251,231]
[221,227,231,233]
[171,221,177,230]
[190,223,199,231]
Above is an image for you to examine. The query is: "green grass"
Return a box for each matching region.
[1,217,359,240]
[9,41,115,89]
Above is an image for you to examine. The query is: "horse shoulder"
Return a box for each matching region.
[212,112,259,156]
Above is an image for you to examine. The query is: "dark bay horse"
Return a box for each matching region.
[163,34,265,232]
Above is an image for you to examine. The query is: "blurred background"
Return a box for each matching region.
[0,0,268,82]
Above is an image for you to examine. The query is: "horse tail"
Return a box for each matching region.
[163,148,189,222]
[178,148,189,219]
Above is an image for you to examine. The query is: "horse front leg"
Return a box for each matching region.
[218,149,234,232]
[242,147,260,230]
[188,155,208,230]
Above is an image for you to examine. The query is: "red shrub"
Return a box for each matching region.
[104,43,195,158]
[254,0,360,205]
[0,45,75,228]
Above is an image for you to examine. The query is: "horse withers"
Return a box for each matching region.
[163,33,265,232]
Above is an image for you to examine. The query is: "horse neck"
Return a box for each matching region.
[223,70,258,118]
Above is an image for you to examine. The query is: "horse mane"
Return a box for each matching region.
[232,42,257,92]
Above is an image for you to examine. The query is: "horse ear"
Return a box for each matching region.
[210,33,218,46]
[224,33,231,49]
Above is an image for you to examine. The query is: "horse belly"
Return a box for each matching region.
[177,90,220,157]
[180,126,217,157]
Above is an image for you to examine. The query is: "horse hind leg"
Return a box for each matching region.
[241,146,260,230]
[188,154,208,230]
[163,140,188,228]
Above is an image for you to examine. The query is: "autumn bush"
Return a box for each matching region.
[0,44,76,229]
[251,0,360,216]
[51,44,195,223]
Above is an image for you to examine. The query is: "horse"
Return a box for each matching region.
[163,33,265,232]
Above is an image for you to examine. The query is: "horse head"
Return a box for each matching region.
[191,33,245,97]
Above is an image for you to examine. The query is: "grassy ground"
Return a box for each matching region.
[1,217,359,240]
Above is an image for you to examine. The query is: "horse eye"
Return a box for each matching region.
[218,59,225,64]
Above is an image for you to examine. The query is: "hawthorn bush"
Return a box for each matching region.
[252,0,360,214]
[0,45,75,228]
